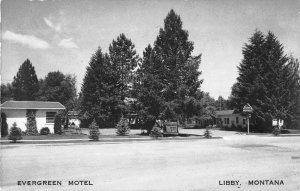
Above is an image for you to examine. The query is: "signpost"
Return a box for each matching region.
[243,103,253,135]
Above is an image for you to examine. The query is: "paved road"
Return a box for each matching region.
[1,133,300,191]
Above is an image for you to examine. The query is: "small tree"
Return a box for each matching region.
[116,115,130,136]
[204,126,212,139]
[8,122,22,143]
[149,126,163,139]
[1,112,9,137]
[89,119,100,141]
[26,109,38,135]
[273,126,280,136]
[12,59,39,101]
[54,114,62,135]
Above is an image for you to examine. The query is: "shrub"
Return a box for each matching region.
[204,127,212,138]
[116,115,130,136]
[230,123,236,130]
[26,109,38,135]
[273,126,280,136]
[149,126,163,139]
[40,127,50,135]
[280,129,289,134]
[89,119,100,141]
[193,124,202,129]
[54,114,62,135]
[1,112,9,137]
[8,122,22,143]
[237,124,243,129]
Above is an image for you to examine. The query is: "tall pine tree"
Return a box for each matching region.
[231,30,300,131]
[136,10,203,132]
[12,59,39,101]
[153,9,202,122]
[80,47,122,128]
[109,33,139,101]
[135,45,164,133]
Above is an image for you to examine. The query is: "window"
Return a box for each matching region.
[46,112,56,123]
[224,118,230,124]
[236,117,239,124]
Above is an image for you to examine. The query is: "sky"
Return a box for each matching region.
[1,0,300,99]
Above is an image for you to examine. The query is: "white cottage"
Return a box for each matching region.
[1,101,65,133]
[216,110,247,128]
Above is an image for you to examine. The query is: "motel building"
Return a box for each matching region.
[1,101,65,133]
[216,110,247,128]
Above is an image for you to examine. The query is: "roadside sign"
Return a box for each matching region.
[272,119,278,126]
[243,103,253,135]
[164,121,179,135]
[272,119,284,128]
[243,103,253,113]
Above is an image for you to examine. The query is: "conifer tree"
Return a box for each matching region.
[80,47,121,128]
[12,59,39,101]
[204,126,212,139]
[1,112,8,137]
[26,109,38,135]
[109,33,139,101]
[54,114,62,135]
[135,45,164,133]
[8,122,22,143]
[231,30,300,131]
[89,119,100,141]
[136,10,203,133]
[149,126,163,139]
[116,115,130,136]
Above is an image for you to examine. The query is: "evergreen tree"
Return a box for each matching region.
[12,59,39,101]
[136,10,203,133]
[80,47,122,128]
[8,122,22,143]
[54,114,62,134]
[116,115,130,136]
[109,33,139,101]
[149,126,163,139]
[153,9,198,102]
[135,45,164,133]
[204,126,212,139]
[1,112,9,137]
[231,30,300,131]
[26,109,38,135]
[89,119,100,141]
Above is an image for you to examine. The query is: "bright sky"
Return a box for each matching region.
[1,0,300,99]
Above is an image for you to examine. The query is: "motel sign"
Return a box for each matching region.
[243,103,253,134]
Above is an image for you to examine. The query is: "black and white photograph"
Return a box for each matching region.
[0,0,300,190]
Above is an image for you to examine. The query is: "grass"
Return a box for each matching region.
[1,133,88,140]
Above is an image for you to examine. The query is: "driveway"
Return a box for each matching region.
[1,130,299,191]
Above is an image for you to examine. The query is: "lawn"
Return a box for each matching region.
[1,133,300,191]
[1,128,207,141]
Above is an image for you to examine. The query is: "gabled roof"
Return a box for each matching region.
[1,101,65,110]
[215,110,235,116]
